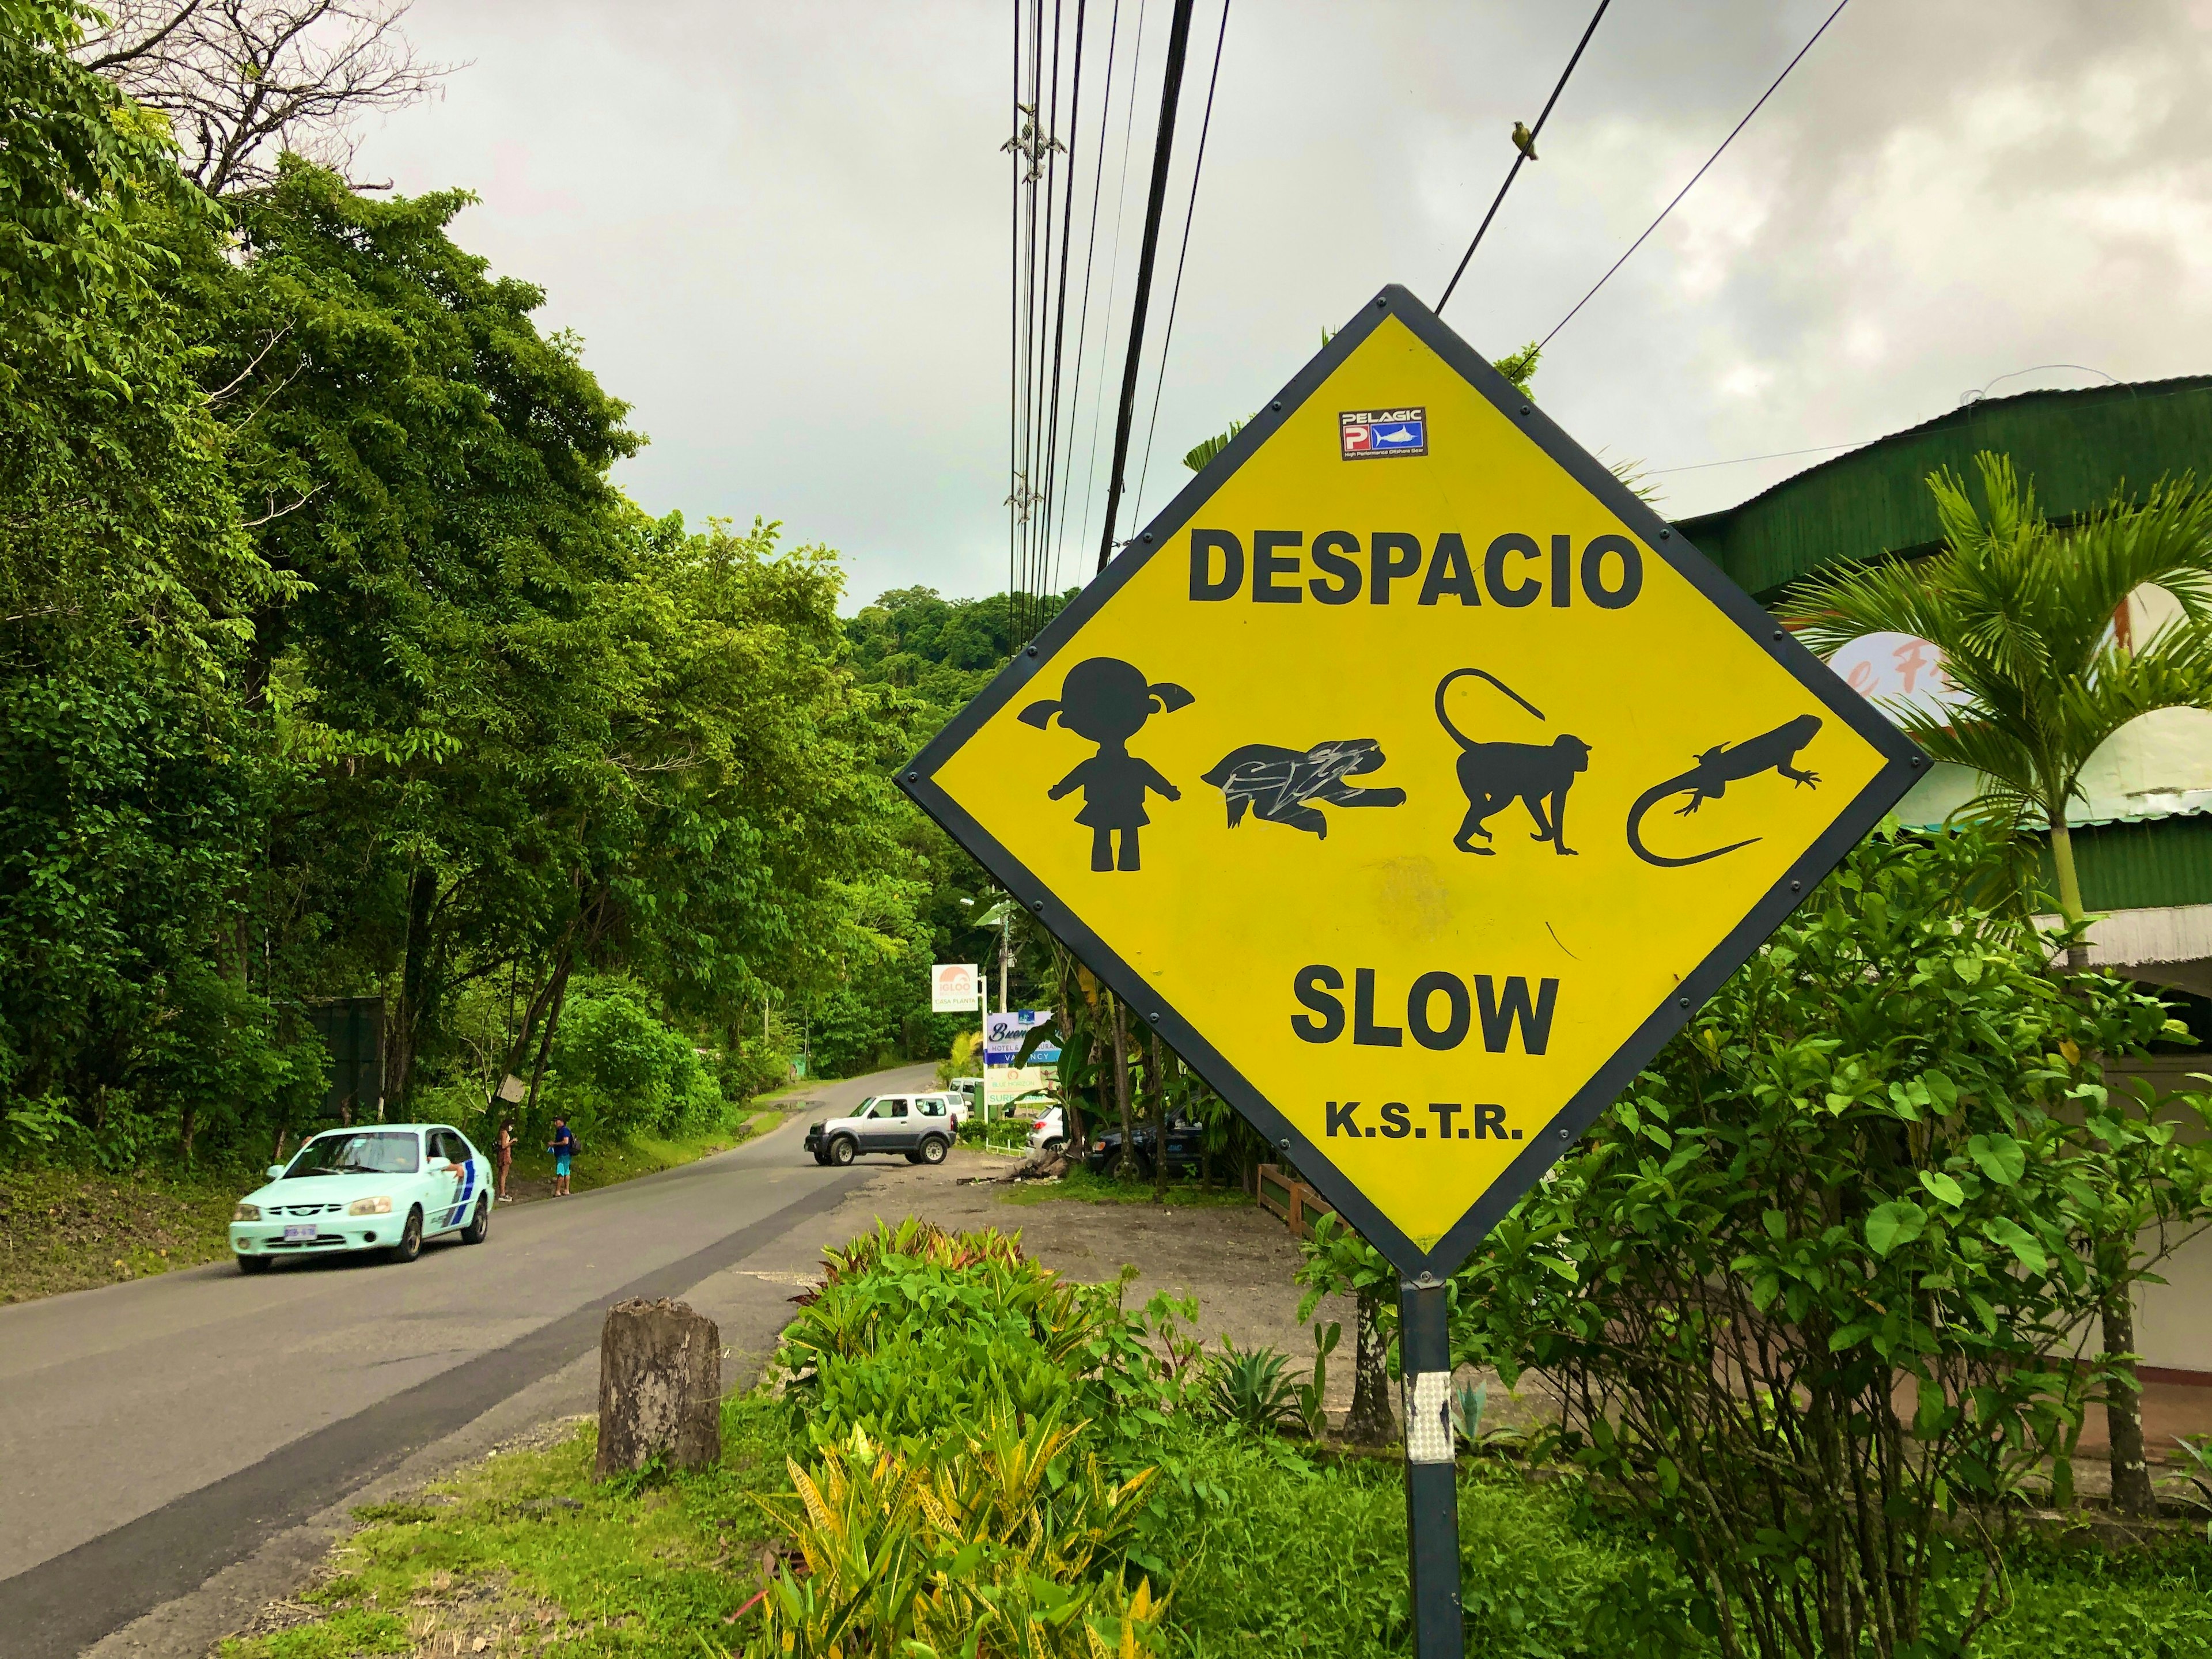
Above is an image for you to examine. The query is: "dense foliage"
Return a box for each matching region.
[0,6,964,1171]
[1453,825,2212,1658]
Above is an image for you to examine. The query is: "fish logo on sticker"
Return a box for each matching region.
[1340,407,1426,460]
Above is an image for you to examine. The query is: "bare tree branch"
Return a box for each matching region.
[238,483,324,527]
[204,326,289,403]
[77,0,456,196]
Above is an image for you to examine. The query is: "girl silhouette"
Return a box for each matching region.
[1018,657,1194,870]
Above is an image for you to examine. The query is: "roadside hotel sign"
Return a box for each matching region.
[899,286,1923,1653]
[929,963,982,1015]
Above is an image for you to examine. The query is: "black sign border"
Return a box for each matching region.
[897,282,1926,1279]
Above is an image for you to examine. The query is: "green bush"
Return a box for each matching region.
[1130,1423,1694,1657]
[772,1220,1176,1457]
[543,977,724,1142]
[1455,824,2212,1658]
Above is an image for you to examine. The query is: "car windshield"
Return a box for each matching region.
[853,1097,880,1118]
[285,1131,419,1177]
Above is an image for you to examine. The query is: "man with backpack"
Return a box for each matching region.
[548,1117,578,1197]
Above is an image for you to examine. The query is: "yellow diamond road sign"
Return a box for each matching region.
[902,285,1923,1276]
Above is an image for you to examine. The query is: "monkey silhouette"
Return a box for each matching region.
[1435,668,1591,857]
[1019,657,1194,871]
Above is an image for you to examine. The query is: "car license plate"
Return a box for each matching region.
[283,1224,319,1242]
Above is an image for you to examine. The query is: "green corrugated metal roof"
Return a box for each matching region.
[2035,816,2212,912]
[1675,376,2212,600]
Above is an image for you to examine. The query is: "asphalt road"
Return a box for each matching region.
[0,1063,933,1659]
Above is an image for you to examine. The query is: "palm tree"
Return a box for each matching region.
[1786,454,2212,961]
[1785,452,2212,1516]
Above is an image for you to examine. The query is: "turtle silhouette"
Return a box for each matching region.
[1018,657,1194,871]
[1200,739,1406,838]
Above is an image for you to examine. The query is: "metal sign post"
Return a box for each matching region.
[899,283,1923,1658]
[1400,1278,1461,1654]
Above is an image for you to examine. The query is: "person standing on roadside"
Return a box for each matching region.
[495,1120,515,1202]
[549,1116,577,1198]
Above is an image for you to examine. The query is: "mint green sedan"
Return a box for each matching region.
[229,1124,493,1272]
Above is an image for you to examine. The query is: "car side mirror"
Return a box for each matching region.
[266,1164,286,1181]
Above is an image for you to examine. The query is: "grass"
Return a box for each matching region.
[0,1099,795,1308]
[0,1162,247,1304]
[209,1392,2212,1659]
[216,1397,804,1659]
[499,1104,789,1199]
[997,1165,1254,1209]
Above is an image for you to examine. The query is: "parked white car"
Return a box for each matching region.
[920,1089,971,1127]
[1026,1105,1066,1155]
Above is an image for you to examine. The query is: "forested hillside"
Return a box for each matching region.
[0,3,1026,1172]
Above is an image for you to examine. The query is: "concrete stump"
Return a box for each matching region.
[596,1296,721,1478]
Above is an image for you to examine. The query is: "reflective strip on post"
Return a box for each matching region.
[1404,1372,1455,1464]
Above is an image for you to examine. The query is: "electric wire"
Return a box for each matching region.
[1006,0,1020,645]
[1130,0,1229,528]
[1032,0,1088,635]
[1435,0,1609,315]
[1018,0,1060,638]
[1046,0,1123,607]
[1539,0,1852,351]
[1096,0,1200,574]
[1074,0,1150,575]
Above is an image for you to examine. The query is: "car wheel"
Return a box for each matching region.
[827,1135,857,1167]
[1043,1138,1065,1154]
[237,1254,272,1275]
[918,1136,949,1165]
[387,1206,423,1264]
[462,1196,490,1245]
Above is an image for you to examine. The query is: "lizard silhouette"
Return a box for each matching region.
[1626,714,1823,868]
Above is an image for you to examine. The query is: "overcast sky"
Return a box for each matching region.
[351,0,2212,609]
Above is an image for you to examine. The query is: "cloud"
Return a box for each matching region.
[353,0,2212,604]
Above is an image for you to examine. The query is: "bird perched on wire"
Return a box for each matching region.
[1512,120,1539,161]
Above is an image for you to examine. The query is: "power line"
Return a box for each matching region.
[1020,0,1064,638]
[1074,0,1149,587]
[1131,0,1229,527]
[1435,0,1610,315]
[1032,0,1089,633]
[1048,0,1126,601]
[1647,438,1871,476]
[1096,0,1199,575]
[1005,0,1020,645]
[1539,0,1853,351]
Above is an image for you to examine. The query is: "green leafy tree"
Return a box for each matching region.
[1785,454,2212,951]
[1454,826,2212,1658]
[1784,454,2212,1511]
[1,0,312,1159]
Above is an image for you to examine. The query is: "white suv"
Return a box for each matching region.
[804,1093,955,1166]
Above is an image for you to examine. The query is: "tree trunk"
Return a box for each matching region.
[2098,1240,2155,1514]
[595,1297,721,1478]
[525,957,574,1121]
[387,865,438,1106]
[2050,819,2090,971]
[1343,1287,1396,1445]
[1110,998,1135,1177]
[1148,1035,1169,1202]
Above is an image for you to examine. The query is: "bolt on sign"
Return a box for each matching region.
[901,285,1923,1280]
